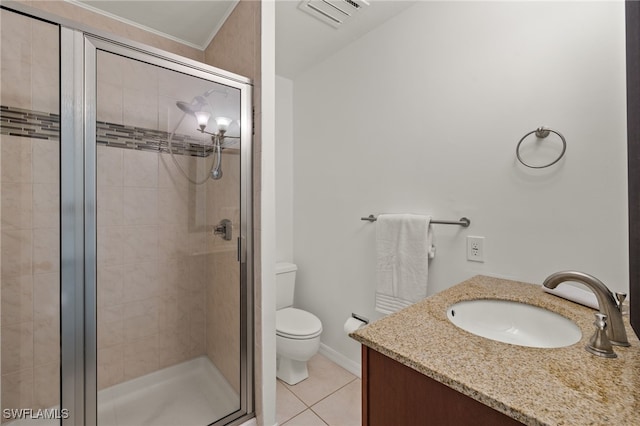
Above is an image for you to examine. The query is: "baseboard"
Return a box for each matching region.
[319,343,362,378]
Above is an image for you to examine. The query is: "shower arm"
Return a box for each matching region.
[211,135,223,180]
[196,128,239,155]
[196,126,239,140]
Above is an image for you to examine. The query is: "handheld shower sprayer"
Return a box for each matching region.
[211,133,223,180]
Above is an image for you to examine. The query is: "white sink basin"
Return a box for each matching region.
[446,299,582,348]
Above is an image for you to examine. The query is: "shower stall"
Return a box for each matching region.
[1,5,253,426]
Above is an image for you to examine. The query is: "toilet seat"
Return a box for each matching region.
[276,308,322,339]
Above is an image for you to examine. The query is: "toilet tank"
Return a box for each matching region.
[276,262,297,310]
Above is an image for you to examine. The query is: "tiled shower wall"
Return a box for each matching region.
[96,145,211,389]
[96,143,240,391]
[0,9,61,417]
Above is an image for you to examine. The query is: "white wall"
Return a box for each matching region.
[275,76,294,262]
[261,1,277,425]
[286,1,628,366]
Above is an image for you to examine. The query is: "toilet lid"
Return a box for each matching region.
[276,308,322,339]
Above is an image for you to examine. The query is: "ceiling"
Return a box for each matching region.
[276,1,415,79]
[68,0,416,79]
[70,0,238,49]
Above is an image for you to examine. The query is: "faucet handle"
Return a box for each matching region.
[594,313,608,329]
[615,292,627,308]
[585,313,617,358]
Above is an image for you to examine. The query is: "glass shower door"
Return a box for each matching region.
[91,41,251,426]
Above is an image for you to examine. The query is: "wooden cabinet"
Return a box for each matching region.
[361,346,524,426]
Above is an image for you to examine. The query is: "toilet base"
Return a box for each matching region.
[277,355,309,385]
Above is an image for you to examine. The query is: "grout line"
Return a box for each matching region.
[280,377,359,425]
[277,378,308,406]
[307,377,360,426]
[308,376,359,409]
[277,355,361,425]
[277,380,308,423]
[281,408,328,426]
[307,407,330,426]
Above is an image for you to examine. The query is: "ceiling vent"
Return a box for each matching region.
[298,0,370,29]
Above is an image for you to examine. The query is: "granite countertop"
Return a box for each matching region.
[350,275,640,426]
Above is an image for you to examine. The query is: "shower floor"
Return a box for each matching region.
[99,356,239,426]
[6,357,239,426]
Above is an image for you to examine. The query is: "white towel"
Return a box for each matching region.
[375,214,433,314]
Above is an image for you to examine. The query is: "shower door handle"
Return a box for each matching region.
[237,236,246,263]
[213,219,232,241]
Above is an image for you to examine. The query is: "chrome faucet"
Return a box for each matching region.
[543,271,629,347]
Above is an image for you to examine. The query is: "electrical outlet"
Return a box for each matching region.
[467,236,485,262]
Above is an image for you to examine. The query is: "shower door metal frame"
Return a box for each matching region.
[60,25,89,426]
[1,3,254,425]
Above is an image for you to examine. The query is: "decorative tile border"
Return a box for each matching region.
[0,105,59,140]
[0,105,217,157]
[96,121,215,157]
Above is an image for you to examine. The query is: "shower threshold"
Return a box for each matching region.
[5,357,239,426]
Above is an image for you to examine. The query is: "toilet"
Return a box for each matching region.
[276,262,323,385]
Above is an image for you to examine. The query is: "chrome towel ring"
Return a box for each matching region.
[516,126,567,169]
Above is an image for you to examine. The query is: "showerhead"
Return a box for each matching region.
[175,96,207,115]
[176,101,197,115]
[176,89,229,116]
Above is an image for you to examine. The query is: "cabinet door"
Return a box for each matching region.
[362,347,523,426]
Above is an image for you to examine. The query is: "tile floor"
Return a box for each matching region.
[276,354,361,426]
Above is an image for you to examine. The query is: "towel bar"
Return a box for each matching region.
[360,215,470,227]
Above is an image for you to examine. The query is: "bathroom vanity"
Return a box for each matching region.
[350,276,640,426]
